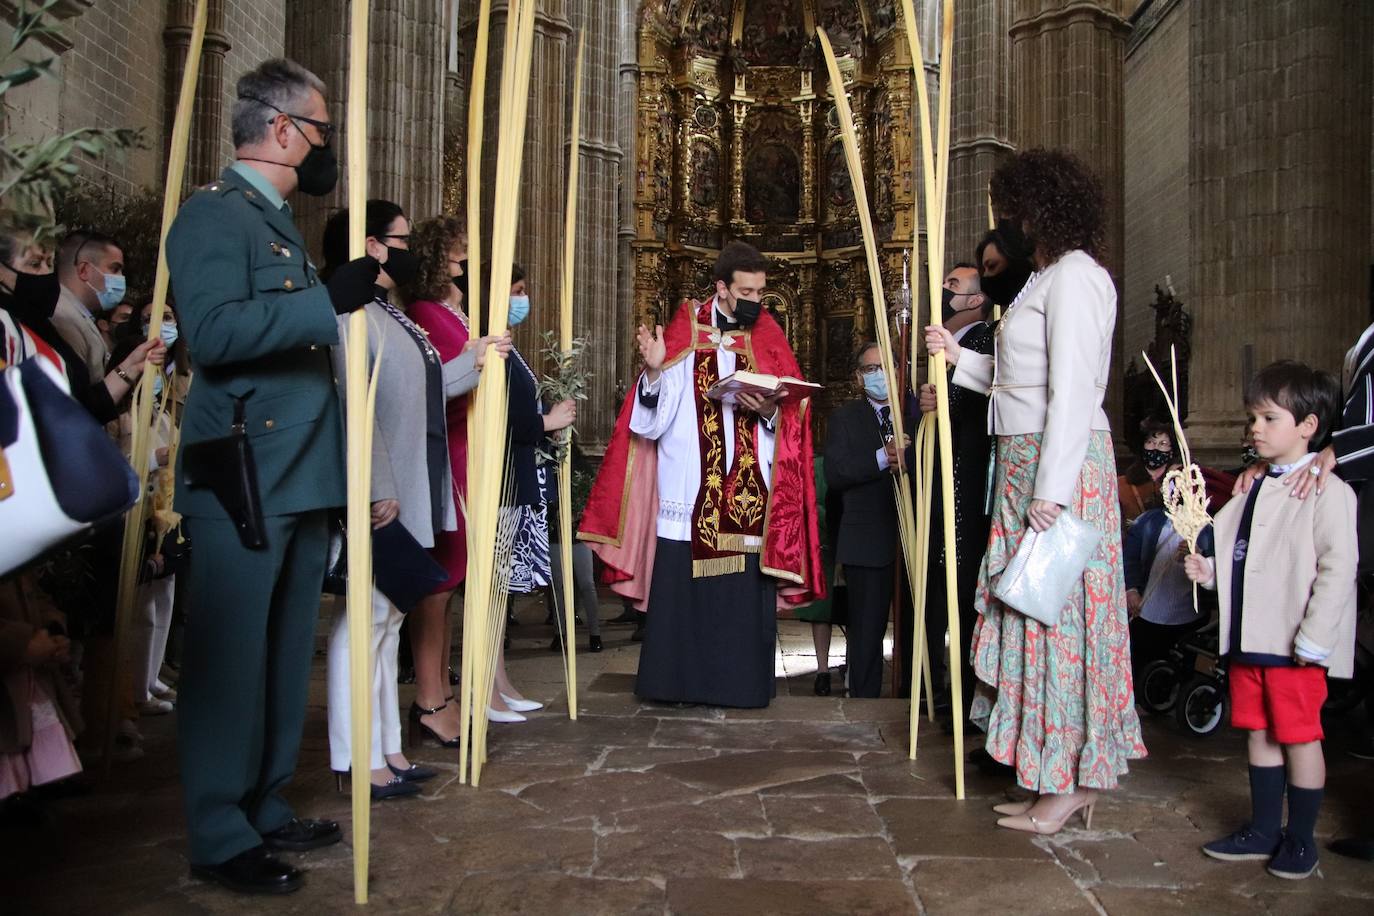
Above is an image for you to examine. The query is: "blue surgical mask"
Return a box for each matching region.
[87,272,127,312]
[508,294,530,326]
[863,371,889,402]
[159,321,179,349]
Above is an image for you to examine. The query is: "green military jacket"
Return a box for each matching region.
[167,165,346,519]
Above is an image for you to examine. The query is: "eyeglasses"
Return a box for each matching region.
[858,364,884,376]
[242,94,336,146]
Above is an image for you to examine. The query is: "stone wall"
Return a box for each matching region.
[220,0,287,165]
[1122,0,1188,375]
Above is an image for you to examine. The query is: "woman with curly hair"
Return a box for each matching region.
[1119,418,1178,529]
[926,148,1146,834]
[399,216,508,745]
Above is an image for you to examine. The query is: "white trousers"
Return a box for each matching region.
[131,575,175,703]
[326,589,404,772]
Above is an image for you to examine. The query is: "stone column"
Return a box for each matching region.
[614,0,639,441]
[460,0,570,363]
[1185,0,1372,460]
[566,0,624,449]
[442,0,465,216]
[947,0,1013,268]
[164,0,230,191]
[1009,0,1130,425]
[285,0,446,254]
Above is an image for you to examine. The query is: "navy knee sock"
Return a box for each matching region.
[1249,765,1286,838]
[1285,785,1324,846]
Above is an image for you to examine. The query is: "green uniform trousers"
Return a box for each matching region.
[177,510,328,866]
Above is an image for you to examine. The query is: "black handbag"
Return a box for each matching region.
[322,516,449,615]
[181,396,267,549]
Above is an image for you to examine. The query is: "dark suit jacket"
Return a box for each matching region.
[1331,324,1374,571]
[929,320,995,567]
[505,348,550,508]
[825,396,914,569]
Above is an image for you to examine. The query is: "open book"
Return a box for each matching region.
[706,370,822,406]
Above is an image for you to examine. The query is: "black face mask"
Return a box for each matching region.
[732,295,762,328]
[996,217,1035,262]
[381,246,418,288]
[981,262,1033,308]
[1141,448,1173,471]
[295,141,338,197]
[941,287,982,323]
[9,270,61,320]
[451,259,468,300]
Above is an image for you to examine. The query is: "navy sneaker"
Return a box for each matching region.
[1202,825,1282,861]
[1267,833,1319,880]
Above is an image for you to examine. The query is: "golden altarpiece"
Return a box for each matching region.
[633,0,932,419]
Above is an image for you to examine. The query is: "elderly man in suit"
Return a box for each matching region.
[825,342,914,698]
[167,58,382,895]
[917,263,995,722]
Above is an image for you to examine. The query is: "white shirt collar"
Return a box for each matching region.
[952,319,985,344]
[1270,453,1316,475]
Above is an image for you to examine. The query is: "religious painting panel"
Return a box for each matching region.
[823,135,854,217]
[684,0,731,55]
[744,142,801,224]
[816,0,868,58]
[689,137,722,212]
[740,0,806,67]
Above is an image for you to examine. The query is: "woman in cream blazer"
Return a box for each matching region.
[926,150,1145,835]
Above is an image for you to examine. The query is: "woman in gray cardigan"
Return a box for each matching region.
[320,202,483,799]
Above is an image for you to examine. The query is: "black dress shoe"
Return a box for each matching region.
[631,621,645,642]
[588,635,603,653]
[371,777,421,800]
[388,762,438,783]
[1330,836,1374,861]
[190,846,303,895]
[610,607,639,624]
[261,817,342,852]
[814,672,832,696]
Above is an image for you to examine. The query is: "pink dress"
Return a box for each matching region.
[408,299,471,590]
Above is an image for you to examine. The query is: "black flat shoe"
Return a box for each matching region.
[610,607,638,624]
[814,672,832,696]
[408,701,461,749]
[261,817,341,852]
[191,846,303,895]
[388,762,438,783]
[588,635,602,653]
[371,777,421,800]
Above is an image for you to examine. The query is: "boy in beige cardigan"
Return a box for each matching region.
[1184,360,1357,880]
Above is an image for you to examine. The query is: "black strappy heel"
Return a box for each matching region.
[408,698,461,748]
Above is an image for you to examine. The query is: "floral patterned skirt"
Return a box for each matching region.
[970,431,1147,793]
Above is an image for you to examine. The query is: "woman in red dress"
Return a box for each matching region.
[401,217,506,745]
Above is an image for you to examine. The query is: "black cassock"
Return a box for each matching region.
[635,538,777,708]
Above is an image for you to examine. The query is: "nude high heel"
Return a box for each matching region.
[996,791,1096,835]
[992,799,1035,817]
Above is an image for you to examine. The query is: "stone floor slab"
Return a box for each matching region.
[666,877,918,915]
[910,859,1099,914]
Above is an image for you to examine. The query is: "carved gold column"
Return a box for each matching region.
[728,69,753,233]
[793,75,816,228]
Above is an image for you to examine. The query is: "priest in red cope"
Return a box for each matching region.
[580,241,824,707]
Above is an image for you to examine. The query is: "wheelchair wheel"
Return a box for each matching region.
[1176,676,1228,737]
[1139,659,1180,714]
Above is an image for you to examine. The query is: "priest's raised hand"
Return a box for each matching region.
[636,323,666,378]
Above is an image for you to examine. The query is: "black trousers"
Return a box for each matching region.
[844,563,895,698]
[923,549,981,720]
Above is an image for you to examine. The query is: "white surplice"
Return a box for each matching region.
[631,297,776,544]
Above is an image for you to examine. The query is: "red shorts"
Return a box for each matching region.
[1229,662,1327,744]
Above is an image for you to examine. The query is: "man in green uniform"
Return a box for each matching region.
[167,58,379,895]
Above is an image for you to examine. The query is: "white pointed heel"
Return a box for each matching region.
[486,706,526,723]
[500,693,543,713]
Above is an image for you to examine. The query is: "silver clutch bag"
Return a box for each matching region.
[991,510,1102,627]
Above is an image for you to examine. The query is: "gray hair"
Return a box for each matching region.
[231,58,327,148]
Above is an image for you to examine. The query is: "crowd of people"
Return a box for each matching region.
[1,54,1371,897]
